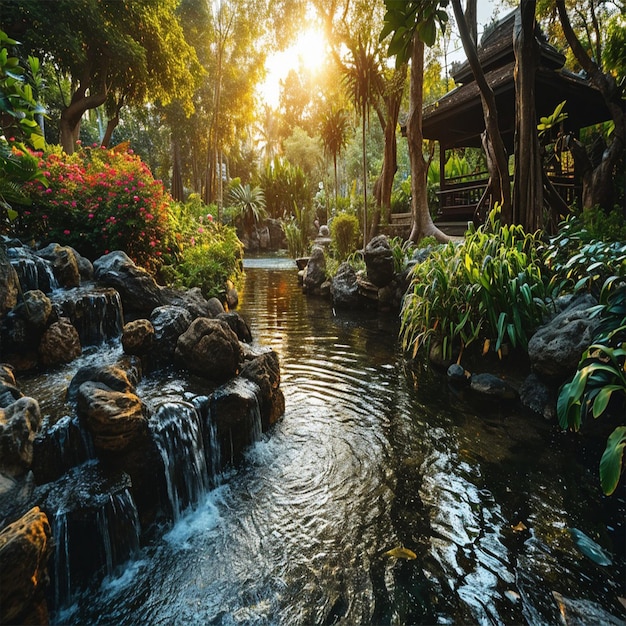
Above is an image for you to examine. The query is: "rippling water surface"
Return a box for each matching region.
[59,256,625,625]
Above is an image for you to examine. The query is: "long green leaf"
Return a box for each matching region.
[599,426,626,495]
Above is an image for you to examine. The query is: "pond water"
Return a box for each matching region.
[56,256,625,625]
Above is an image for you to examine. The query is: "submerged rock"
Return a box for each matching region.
[469,373,517,401]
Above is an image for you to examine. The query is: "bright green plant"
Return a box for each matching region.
[330,212,360,262]
[259,157,311,219]
[388,235,416,273]
[282,203,310,259]
[400,208,561,361]
[226,183,267,236]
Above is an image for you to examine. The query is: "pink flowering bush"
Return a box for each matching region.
[21,144,174,273]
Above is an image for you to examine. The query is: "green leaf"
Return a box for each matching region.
[591,385,623,418]
[599,426,626,495]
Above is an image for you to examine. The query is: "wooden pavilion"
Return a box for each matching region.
[421,10,613,225]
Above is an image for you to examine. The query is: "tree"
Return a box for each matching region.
[2,0,202,154]
[319,104,351,213]
[555,0,625,211]
[342,32,384,249]
[380,1,451,243]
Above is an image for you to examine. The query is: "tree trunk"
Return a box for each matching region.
[465,0,478,45]
[407,36,451,244]
[361,104,368,250]
[451,0,512,222]
[555,0,625,211]
[512,1,544,232]
[171,139,184,202]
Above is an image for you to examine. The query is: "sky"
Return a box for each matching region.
[258,0,505,107]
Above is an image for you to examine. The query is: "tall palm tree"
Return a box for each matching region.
[319,104,351,215]
[342,32,384,249]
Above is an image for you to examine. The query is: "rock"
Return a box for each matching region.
[13,289,52,331]
[93,251,163,318]
[240,350,285,429]
[76,381,148,453]
[0,506,52,626]
[519,373,557,420]
[38,318,82,366]
[528,294,601,382]
[0,256,20,316]
[0,364,22,409]
[160,286,214,319]
[209,377,263,466]
[331,262,361,308]
[6,245,58,294]
[66,364,137,403]
[175,318,243,381]
[217,312,252,343]
[0,397,42,476]
[303,246,327,294]
[148,306,193,366]
[68,246,94,282]
[551,591,625,626]
[319,224,330,237]
[469,373,518,401]
[36,243,80,288]
[225,280,238,310]
[447,363,470,384]
[356,273,379,302]
[258,225,270,249]
[266,218,284,249]
[206,297,225,317]
[122,319,155,356]
[364,234,395,287]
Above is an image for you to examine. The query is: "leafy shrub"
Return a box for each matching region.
[330,212,360,261]
[557,277,626,496]
[20,144,174,272]
[282,203,311,259]
[259,157,310,219]
[388,235,416,273]
[400,208,561,361]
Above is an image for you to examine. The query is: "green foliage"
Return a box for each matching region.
[400,208,560,361]
[330,212,361,262]
[282,203,311,259]
[226,183,267,233]
[259,157,311,219]
[542,211,626,295]
[388,236,416,273]
[0,30,46,151]
[161,213,243,300]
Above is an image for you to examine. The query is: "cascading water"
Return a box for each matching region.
[149,401,211,521]
[8,247,59,293]
[52,286,124,346]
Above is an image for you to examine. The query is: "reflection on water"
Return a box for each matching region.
[57,262,625,625]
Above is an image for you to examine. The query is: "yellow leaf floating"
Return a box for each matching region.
[384,546,417,560]
[511,521,528,533]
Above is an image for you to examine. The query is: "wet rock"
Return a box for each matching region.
[447,363,470,384]
[0,397,42,477]
[69,246,94,282]
[551,591,625,626]
[0,364,22,409]
[148,306,193,366]
[37,243,80,288]
[0,506,52,626]
[209,377,263,466]
[240,350,285,429]
[38,318,82,366]
[217,312,252,343]
[66,364,136,404]
[225,280,239,310]
[519,373,557,420]
[469,373,517,401]
[93,251,163,318]
[7,245,57,294]
[528,294,600,383]
[160,286,215,319]
[13,289,52,331]
[122,319,155,356]
[0,255,19,316]
[356,273,379,302]
[266,218,284,249]
[303,246,327,294]
[364,234,395,287]
[76,381,148,453]
[175,318,243,381]
[331,262,361,308]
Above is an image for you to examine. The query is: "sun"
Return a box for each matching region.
[258,27,328,107]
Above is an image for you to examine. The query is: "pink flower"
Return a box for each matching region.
[207,214,213,222]
[133,195,139,202]
[45,188,52,194]
[63,229,70,235]
[197,227,204,234]
[150,240,156,247]
[88,213,94,219]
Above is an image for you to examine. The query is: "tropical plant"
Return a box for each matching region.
[400,208,561,361]
[259,157,311,220]
[319,104,351,212]
[388,235,416,274]
[558,296,626,496]
[227,183,267,235]
[330,212,360,262]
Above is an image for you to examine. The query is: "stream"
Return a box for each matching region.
[52,256,625,625]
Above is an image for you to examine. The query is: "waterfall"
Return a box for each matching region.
[149,401,211,521]
[46,464,141,611]
[192,395,223,487]
[52,287,124,345]
[8,248,59,293]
